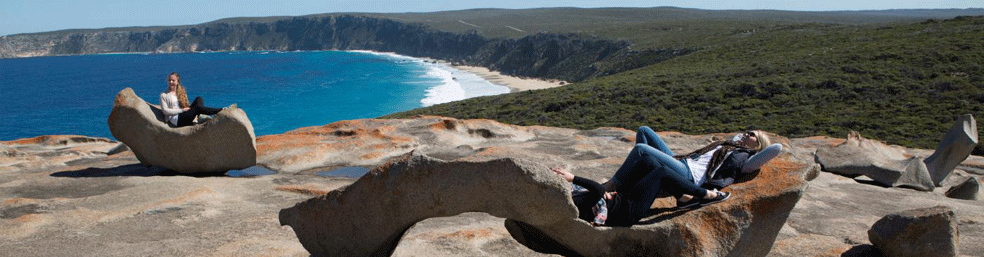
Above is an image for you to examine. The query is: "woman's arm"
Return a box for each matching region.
[160,93,184,116]
[553,168,615,199]
[741,143,782,173]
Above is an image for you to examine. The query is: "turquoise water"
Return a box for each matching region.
[0,51,508,141]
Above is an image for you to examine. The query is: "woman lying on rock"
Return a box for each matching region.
[552,126,781,226]
[159,72,224,127]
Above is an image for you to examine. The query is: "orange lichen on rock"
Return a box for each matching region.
[441,228,496,240]
[430,119,458,131]
[275,185,329,196]
[360,152,385,160]
[730,156,806,198]
[162,187,212,205]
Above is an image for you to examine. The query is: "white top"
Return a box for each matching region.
[685,146,723,186]
[159,91,183,126]
[684,142,784,186]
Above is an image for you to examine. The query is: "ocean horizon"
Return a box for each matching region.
[0,50,510,141]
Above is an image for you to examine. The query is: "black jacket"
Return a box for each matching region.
[703,148,756,190]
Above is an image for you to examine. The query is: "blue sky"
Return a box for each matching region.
[1,0,980,36]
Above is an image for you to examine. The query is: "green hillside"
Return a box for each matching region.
[370,7,983,49]
[387,15,984,150]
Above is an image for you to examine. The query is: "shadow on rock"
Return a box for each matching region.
[50,164,228,178]
[840,245,884,257]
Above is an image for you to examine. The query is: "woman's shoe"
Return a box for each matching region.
[676,198,701,209]
[700,191,731,206]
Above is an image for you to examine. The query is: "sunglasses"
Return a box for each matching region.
[743,131,755,138]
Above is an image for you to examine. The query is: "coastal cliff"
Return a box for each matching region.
[0,15,685,82]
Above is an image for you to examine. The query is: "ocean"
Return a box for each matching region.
[0,51,509,141]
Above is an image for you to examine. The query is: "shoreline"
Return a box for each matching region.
[450,65,567,93]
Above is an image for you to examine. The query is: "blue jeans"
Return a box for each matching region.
[607,127,707,223]
[634,126,692,181]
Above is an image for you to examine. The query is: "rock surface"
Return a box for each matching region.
[815,131,935,191]
[278,154,573,256]
[107,87,257,173]
[945,177,981,200]
[868,205,959,257]
[2,116,984,256]
[924,114,978,186]
[504,157,812,256]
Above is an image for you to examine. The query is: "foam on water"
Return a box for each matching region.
[349,50,510,107]
[419,63,509,106]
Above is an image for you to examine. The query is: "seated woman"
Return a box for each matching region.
[552,126,782,226]
[159,72,223,127]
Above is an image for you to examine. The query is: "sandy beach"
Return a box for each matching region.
[453,65,567,92]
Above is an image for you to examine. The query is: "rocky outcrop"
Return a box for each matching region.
[278,154,574,256]
[279,149,811,256]
[107,87,256,173]
[945,177,981,200]
[505,157,812,256]
[924,114,978,186]
[815,131,935,191]
[0,15,687,82]
[255,117,537,173]
[868,205,959,257]
[5,117,984,256]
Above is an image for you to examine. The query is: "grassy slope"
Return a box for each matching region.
[388,15,984,149]
[370,7,983,49]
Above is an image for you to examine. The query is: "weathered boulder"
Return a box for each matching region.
[255,117,537,173]
[107,87,256,173]
[945,177,981,200]
[868,205,959,257]
[924,114,978,186]
[278,153,573,256]
[815,131,935,191]
[506,156,811,257]
[279,151,810,256]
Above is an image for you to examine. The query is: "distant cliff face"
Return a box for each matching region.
[0,15,686,82]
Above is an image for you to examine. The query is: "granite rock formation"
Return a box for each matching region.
[945,177,981,200]
[815,131,935,191]
[278,154,574,256]
[107,87,256,173]
[924,114,978,186]
[505,158,812,256]
[867,205,959,257]
[4,117,984,256]
[279,141,812,256]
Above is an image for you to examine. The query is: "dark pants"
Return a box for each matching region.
[607,129,708,224]
[176,96,222,127]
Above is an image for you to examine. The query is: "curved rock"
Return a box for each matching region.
[924,114,978,186]
[107,87,256,173]
[815,131,935,191]
[505,156,811,256]
[279,152,810,256]
[278,153,574,256]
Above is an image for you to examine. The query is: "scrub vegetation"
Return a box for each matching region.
[387,13,984,150]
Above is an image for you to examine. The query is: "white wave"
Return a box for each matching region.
[419,62,510,107]
[420,67,466,107]
[345,50,511,107]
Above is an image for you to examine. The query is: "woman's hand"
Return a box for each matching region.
[182,107,190,112]
[551,168,575,182]
[604,191,617,200]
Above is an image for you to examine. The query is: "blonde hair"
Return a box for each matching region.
[748,130,772,151]
[169,72,190,108]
